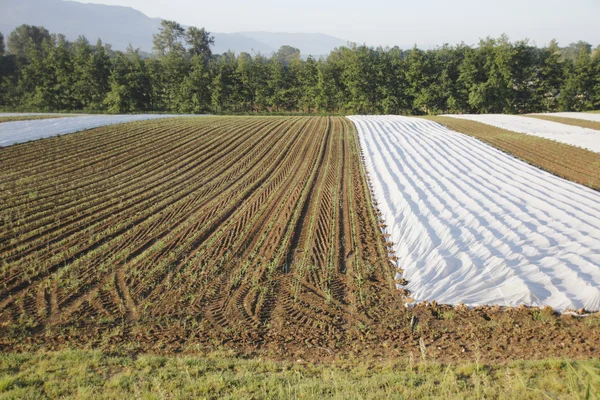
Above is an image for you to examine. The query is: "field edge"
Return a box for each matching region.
[0,349,598,399]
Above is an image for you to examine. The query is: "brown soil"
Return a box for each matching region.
[1,116,599,363]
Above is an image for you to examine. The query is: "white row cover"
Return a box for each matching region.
[443,114,600,153]
[0,115,190,147]
[349,115,600,312]
[0,113,74,117]
[531,112,600,123]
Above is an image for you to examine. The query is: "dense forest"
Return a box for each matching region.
[0,22,599,114]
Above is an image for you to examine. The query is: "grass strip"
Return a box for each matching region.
[0,350,599,399]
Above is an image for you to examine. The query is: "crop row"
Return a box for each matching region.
[0,116,400,346]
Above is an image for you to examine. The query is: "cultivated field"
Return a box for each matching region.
[350,115,600,311]
[1,116,599,364]
[444,114,600,153]
[0,116,401,356]
[0,114,182,147]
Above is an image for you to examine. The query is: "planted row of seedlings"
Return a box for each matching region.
[1,118,288,320]
[0,116,402,348]
[2,116,599,363]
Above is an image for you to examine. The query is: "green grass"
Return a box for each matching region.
[0,350,598,399]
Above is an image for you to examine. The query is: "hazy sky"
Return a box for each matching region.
[73,0,599,47]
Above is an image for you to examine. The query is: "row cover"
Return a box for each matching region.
[444,114,600,153]
[0,115,194,147]
[350,115,600,311]
[533,112,600,123]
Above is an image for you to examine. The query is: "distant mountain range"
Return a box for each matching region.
[0,0,349,57]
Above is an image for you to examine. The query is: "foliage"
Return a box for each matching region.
[7,25,51,59]
[0,24,599,114]
[104,47,152,113]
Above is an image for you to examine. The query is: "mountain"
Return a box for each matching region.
[212,33,273,55]
[0,0,163,52]
[238,32,348,57]
[0,0,348,56]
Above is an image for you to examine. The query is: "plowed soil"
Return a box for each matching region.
[1,116,599,362]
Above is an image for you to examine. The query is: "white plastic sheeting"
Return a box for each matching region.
[0,113,73,117]
[530,112,600,123]
[0,115,184,147]
[443,114,600,153]
[349,115,600,311]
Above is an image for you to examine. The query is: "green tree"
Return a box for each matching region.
[560,41,592,62]
[210,52,240,113]
[535,40,563,112]
[178,54,211,113]
[297,56,319,112]
[252,54,271,112]
[145,57,164,111]
[456,47,482,113]
[105,47,152,113]
[340,45,380,114]
[152,21,190,112]
[235,52,257,112]
[267,56,285,111]
[405,46,429,114]
[591,48,600,109]
[1,23,596,116]
[509,39,539,113]
[461,36,514,114]
[275,45,300,66]
[417,45,466,114]
[46,34,76,110]
[210,71,224,113]
[559,47,596,111]
[8,25,51,58]
[18,36,55,109]
[315,60,339,112]
[152,20,185,57]
[0,32,5,56]
[376,47,410,114]
[72,37,111,110]
[159,51,190,112]
[185,27,214,62]
[0,39,18,107]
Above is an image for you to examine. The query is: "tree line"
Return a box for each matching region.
[0,22,599,114]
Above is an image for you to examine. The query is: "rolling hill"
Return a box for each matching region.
[0,0,348,56]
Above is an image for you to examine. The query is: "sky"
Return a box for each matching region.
[72,0,600,47]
